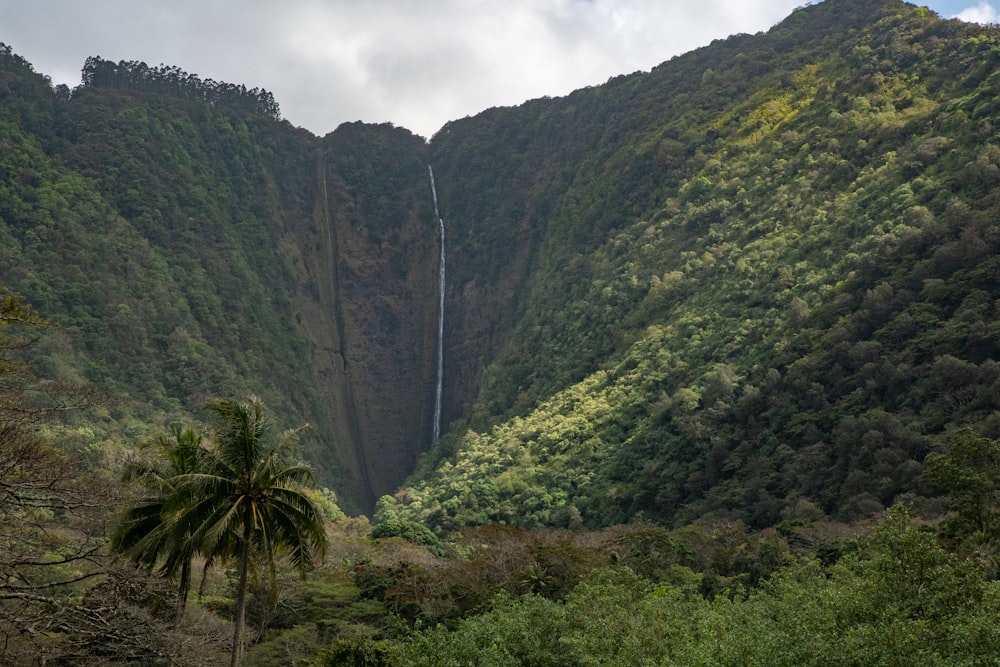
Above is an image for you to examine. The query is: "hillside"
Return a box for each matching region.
[0,52,439,512]
[0,0,998,528]
[392,0,1000,528]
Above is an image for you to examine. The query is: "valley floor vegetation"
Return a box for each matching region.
[3,284,1000,665]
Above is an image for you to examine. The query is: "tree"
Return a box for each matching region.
[0,288,168,663]
[0,291,95,645]
[112,424,208,626]
[166,396,327,666]
[923,429,1000,538]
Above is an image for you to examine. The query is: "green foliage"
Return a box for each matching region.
[80,56,281,120]
[399,592,574,667]
[313,638,398,667]
[695,507,999,666]
[0,44,357,501]
[400,1,1000,530]
[114,395,328,665]
[370,519,442,551]
[383,508,1000,666]
[0,288,102,656]
[923,429,1000,540]
[0,286,216,663]
[244,567,388,665]
[112,424,207,625]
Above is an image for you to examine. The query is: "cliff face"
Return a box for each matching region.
[298,110,599,509]
[283,124,439,511]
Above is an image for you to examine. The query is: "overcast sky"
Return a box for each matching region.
[1,0,996,139]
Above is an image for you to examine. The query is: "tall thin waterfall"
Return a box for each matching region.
[429,165,445,443]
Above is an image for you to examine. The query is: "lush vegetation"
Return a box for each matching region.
[4,0,999,525]
[0,38,352,500]
[0,286,221,663]
[400,0,1000,530]
[4,326,1000,664]
[113,395,328,666]
[2,0,1000,662]
[80,57,281,120]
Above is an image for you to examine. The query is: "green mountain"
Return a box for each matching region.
[0,53,440,513]
[1,0,998,527]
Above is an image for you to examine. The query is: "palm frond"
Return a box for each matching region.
[112,394,328,663]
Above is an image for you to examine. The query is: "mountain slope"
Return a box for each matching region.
[388,0,1000,528]
[0,49,439,511]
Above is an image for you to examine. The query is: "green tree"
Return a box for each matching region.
[923,429,1000,538]
[168,396,328,666]
[112,424,207,626]
[0,289,100,656]
[0,288,186,662]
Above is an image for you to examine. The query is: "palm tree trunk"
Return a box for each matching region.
[198,556,212,600]
[230,514,251,667]
[175,558,191,628]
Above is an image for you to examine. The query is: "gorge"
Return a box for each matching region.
[0,0,998,525]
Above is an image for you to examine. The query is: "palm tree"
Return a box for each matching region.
[166,396,327,667]
[112,425,206,626]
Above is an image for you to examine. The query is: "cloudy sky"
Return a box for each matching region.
[1,0,996,138]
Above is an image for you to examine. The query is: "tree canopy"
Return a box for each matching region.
[80,56,281,120]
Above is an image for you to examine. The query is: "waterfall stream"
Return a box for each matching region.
[429,165,445,443]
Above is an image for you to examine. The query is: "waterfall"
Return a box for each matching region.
[429,165,445,443]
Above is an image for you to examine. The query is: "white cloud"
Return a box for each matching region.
[4,0,983,139]
[955,1,1000,23]
[268,0,805,137]
[2,0,812,137]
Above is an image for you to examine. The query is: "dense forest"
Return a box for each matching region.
[405,0,1000,532]
[2,0,1000,663]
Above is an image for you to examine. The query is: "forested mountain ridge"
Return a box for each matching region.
[0,47,439,512]
[1,0,999,531]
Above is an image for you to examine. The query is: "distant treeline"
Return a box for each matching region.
[80,55,281,120]
[0,42,41,77]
